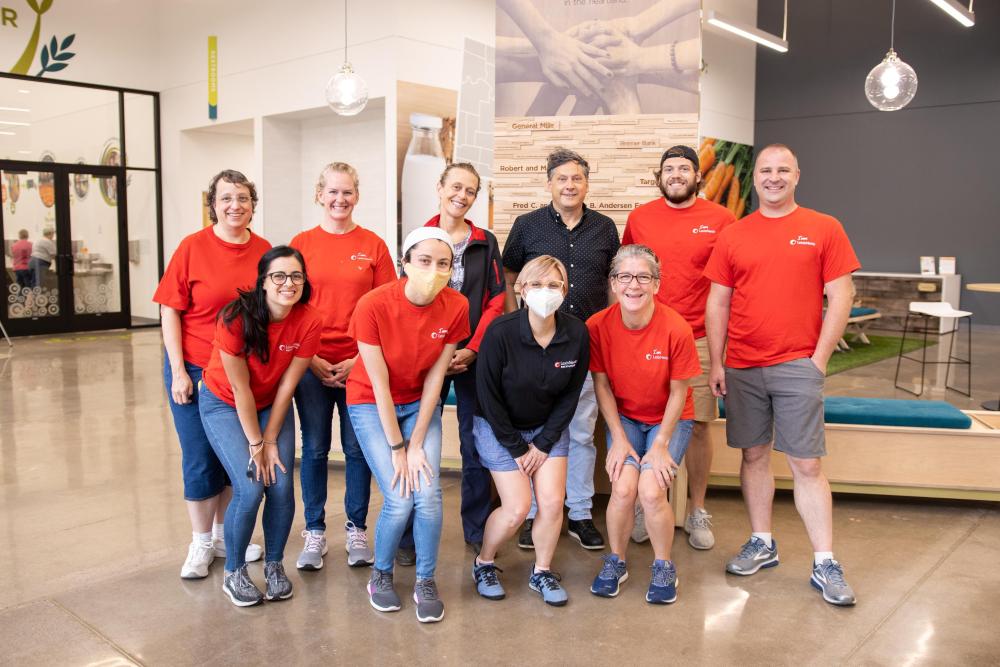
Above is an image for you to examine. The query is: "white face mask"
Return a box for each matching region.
[524,288,564,318]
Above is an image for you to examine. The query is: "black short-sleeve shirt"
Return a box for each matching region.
[503,203,620,321]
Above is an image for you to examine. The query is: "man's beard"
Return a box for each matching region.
[659,178,698,204]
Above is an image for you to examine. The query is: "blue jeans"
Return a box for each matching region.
[529,372,597,521]
[199,383,296,571]
[295,369,369,531]
[610,415,695,470]
[163,355,228,500]
[348,400,443,580]
[28,257,49,288]
[473,416,570,472]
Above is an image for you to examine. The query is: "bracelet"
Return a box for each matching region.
[670,41,681,73]
[248,439,264,452]
[262,439,277,446]
[390,439,408,451]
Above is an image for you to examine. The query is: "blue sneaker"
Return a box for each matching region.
[646,559,678,604]
[529,568,568,606]
[590,554,628,597]
[811,559,857,606]
[726,536,779,576]
[472,561,505,600]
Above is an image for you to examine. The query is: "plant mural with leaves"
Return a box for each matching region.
[8,0,77,77]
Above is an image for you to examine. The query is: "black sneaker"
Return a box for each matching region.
[413,578,445,623]
[222,564,263,607]
[395,547,416,567]
[568,519,605,550]
[517,520,534,550]
[264,561,293,601]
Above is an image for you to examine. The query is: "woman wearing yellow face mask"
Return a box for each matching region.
[346,227,470,623]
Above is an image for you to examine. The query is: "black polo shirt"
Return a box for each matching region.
[475,309,590,456]
[502,203,620,321]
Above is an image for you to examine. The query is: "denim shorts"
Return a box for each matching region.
[608,415,694,472]
[163,355,228,500]
[472,416,570,473]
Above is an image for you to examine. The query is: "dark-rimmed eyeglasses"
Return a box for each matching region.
[613,273,655,285]
[268,271,305,285]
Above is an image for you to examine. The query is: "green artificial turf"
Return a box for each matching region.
[827,334,930,376]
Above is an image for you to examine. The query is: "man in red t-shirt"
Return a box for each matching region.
[623,145,735,551]
[704,144,860,606]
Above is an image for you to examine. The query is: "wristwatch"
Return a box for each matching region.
[390,438,408,451]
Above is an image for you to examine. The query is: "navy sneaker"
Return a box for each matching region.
[646,559,678,604]
[472,561,505,600]
[726,536,779,576]
[590,554,628,597]
[529,568,568,606]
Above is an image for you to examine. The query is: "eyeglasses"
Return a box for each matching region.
[613,273,655,285]
[218,194,252,205]
[526,280,565,290]
[268,271,305,285]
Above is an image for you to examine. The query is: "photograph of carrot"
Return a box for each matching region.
[698,136,753,218]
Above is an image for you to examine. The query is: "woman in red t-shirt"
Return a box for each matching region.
[153,170,271,582]
[587,244,701,605]
[199,245,321,606]
[290,162,395,571]
[347,227,470,624]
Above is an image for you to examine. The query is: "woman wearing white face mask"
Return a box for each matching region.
[346,227,470,623]
[471,255,589,606]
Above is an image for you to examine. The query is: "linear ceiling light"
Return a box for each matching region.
[705,3,788,53]
[0,106,30,113]
[0,120,30,126]
[0,130,16,136]
[926,0,975,27]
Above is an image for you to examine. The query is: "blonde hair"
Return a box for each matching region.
[515,255,569,295]
[439,162,482,194]
[314,162,360,203]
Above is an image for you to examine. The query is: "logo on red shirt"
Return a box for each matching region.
[278,342,301,352]
[691,225,717,235]
[789,235,816,247]
[430,327,449,339]
[645,348,670,361]
[554,360,578,369]
[351,252,372,261]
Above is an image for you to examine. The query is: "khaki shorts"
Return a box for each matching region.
[691,337,718,422]
[723,358,826,459]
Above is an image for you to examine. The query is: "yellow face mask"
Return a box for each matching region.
[405,263,451,300]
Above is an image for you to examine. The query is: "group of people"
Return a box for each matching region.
[156,141,860,623]
[10,226,57,289]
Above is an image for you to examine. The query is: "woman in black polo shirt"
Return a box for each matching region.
[471,255,589,606]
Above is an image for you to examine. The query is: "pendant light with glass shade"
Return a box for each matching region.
[325,0,368,116]
[865,0,918,111]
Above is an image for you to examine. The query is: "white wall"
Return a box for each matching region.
[177,126,255,236]
[700,0,758,145]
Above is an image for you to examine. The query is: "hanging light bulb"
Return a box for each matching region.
[865,0,918,111]
[326,1,368,116]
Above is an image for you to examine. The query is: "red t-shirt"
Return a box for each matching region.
[290,225,396,364]
[202,304,322,410]
[587,302,702,423]
[703,206,861,368]
[153,227,272,368]
[622,197,735,339]
[347,279,470,405]
[12,239,32,271]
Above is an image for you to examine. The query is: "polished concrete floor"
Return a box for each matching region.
[1,329,999,666]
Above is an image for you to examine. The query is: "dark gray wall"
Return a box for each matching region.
[754,0,1000,324]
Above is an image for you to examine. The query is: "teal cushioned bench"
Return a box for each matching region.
[849,306,879,318]
[719,396,972,429]
[444,386,458,406]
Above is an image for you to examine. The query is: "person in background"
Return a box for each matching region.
[622,145,735,550]
[290,162,396,571]
[705,144,860,606]
[11,229,32,289]
[199,246,321,606]
[472,255,587,607]
[502,147,619,551]
[28,226,56,288]
[347,227,470,623]
[587,244,699,604]
[153,170,271,580]
[397,162,503,562]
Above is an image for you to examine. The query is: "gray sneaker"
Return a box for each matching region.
[367,568,401,612]
[631,503,649,543]
[345,521,374,567]
[811,559,857,606]
[264,561,293,601]
[296,530,328,570]
[413,578,445,623]
[726,536,779,576]
[222,564,263,607]
[684,508,716,550]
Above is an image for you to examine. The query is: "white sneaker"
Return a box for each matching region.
[181,540,215,579]
[214,539,264,562]
[631,503,650,543]
[684,508,716,550]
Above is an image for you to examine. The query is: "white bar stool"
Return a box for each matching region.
[894,301,972,396]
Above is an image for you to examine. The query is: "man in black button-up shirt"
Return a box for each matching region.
[501,147,620,549]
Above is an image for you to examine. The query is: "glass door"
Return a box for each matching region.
[1,161,129,335]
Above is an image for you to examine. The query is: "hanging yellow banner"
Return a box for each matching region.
[208,36,218,120]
